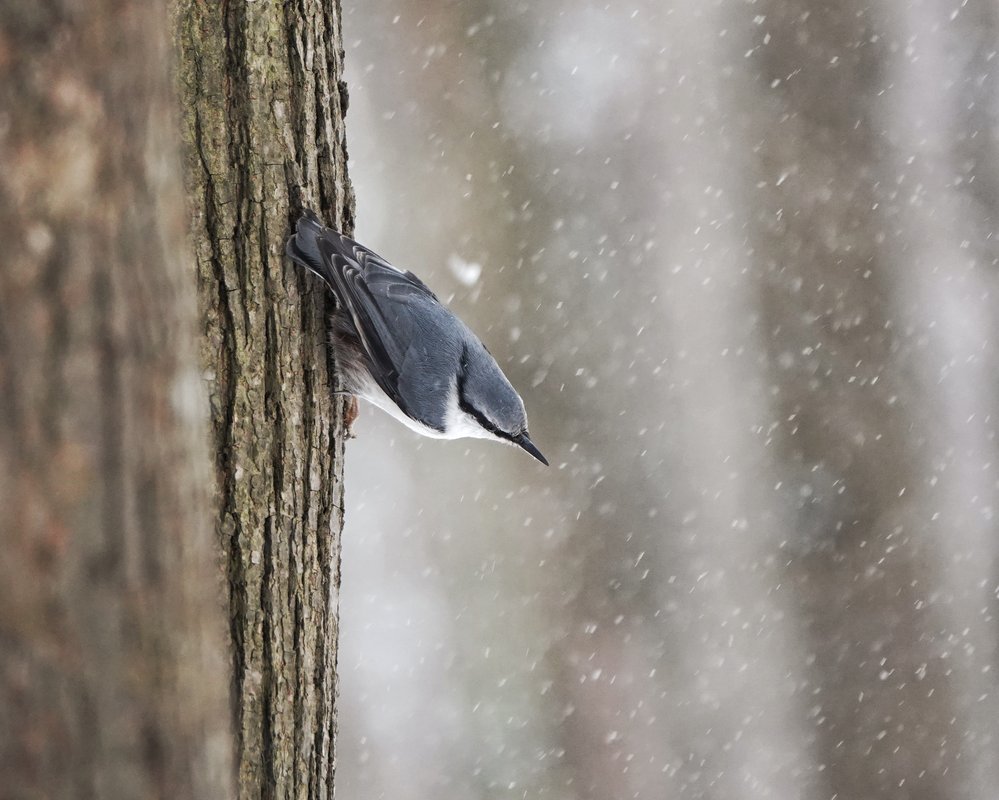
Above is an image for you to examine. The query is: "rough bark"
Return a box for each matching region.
[174,2,353,797]
[0,2,233,798]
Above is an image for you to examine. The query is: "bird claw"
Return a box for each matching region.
[344,395,359,438]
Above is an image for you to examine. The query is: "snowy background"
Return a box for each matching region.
[338,1,999,798]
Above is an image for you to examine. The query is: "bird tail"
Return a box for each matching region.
[285,208,338,286]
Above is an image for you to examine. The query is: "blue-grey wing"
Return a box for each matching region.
[292,222,458,428]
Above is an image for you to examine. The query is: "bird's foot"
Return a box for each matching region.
[344,395,359,438]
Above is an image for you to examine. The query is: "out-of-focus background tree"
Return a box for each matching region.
[337,1,999,799]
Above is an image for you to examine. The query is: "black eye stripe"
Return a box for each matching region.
[456,351,514,442]
[459,396,505,438]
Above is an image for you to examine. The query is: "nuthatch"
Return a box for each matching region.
[286,210,547,465]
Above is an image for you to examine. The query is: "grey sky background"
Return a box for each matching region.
[336,2,999,798]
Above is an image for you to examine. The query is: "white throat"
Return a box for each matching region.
[355,376,503,443]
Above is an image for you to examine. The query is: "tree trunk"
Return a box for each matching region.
[174,2,353,797]
[0,2,233,798]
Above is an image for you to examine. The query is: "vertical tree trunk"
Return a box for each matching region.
[174,2,353,796]
[0,2,233,798]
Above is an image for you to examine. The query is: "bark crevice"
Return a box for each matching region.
[176,1,351,795]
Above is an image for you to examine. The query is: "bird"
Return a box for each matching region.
[285,209,548,465]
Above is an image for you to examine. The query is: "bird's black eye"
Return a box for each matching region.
[461,399,501,437]
[457,392,511,440]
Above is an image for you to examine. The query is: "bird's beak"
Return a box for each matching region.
[515,431,549,466]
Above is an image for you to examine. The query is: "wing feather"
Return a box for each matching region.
[287,216,449,425]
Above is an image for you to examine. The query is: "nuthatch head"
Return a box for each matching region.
[286,209,548,465]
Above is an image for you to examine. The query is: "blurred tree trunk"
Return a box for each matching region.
[174,2,353,796]
[747,2,999,797]
[0,2,233,798]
